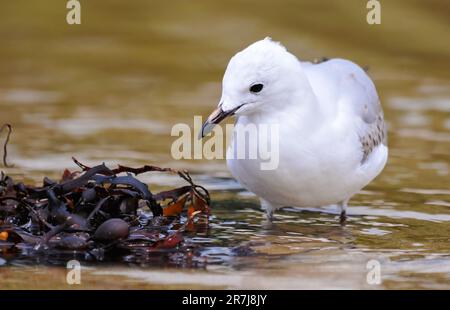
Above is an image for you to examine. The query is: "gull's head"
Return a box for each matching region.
[201,37,302,138]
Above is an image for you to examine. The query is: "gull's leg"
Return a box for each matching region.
[260,198,276,221]
[338,199,349,224]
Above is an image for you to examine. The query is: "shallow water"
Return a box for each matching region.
[0,0,449,289]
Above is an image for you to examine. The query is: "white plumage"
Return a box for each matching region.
[202,38,388,220]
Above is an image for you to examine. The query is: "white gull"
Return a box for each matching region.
[201,38,388,221]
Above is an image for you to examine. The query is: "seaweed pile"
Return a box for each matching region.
[0,158,211,266]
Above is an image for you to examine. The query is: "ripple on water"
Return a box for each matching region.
[0,89,63,105]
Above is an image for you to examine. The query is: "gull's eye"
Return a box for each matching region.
[250,83,264,93]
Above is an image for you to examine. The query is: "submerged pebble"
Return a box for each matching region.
[58,235,88,250]
[94,218,130,242]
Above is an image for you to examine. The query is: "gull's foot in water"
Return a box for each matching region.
[260,198,276,221]
[266,209,274,221]
[339,210,347,225]
[338,199,349,225]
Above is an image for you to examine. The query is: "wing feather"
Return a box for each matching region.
[304,58,387,163]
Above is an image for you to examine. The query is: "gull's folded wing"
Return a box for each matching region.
[303,58,387,163]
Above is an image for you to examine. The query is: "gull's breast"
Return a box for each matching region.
[226,113,387,208]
